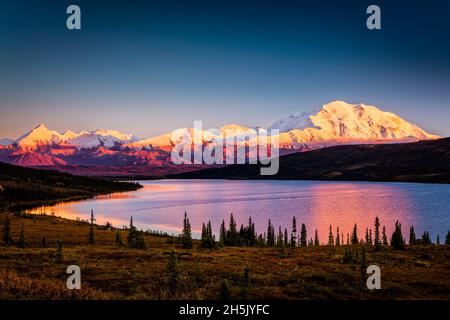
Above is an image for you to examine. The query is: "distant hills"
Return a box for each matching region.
[172,138,450,184]
[0,161,141,209]
[0,101,440,175]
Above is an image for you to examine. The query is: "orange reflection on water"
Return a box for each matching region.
[28,205,130,229]
[308,182,418,244]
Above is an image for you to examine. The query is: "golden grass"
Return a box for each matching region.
[0,211,449,300]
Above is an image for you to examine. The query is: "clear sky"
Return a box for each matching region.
[1,0,449,139]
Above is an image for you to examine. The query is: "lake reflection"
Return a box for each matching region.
[28,180,450,242]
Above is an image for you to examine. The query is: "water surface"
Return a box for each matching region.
[29,180,450,242]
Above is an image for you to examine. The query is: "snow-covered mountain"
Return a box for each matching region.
[271,101,438,148]
[13,124,139,150]
[0,100,440,170]
[16,124,65,150]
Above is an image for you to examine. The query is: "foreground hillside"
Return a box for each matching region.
[0,161,141,209]
[0,211,449,299]
[173,138,450,183]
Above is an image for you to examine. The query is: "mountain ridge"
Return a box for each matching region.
[0,101,440,172]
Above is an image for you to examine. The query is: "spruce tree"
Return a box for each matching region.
[127,216,146,249]
[445,231,450,245]
[277,226,284,247]
[369,229,373,245]
[436,234,440,245]
[219,220,227,246]
[422,231,432,245]
[182,211,193,249]
[226,214,239,246]
[300,223,307,246]
[17,224,26,249]
[346,233,350,245]
[201,221,215,249]
[166,250,180,296]
[284,228,289,247]
[328,225,334,246]
[365,228,369,245]
[336,227,340,246]
[351,224,358,245]
[314,229,320,246]
[409,226,416,245]
[2,216,12,246]
[88,209,95,245]
[390,221,405,250]
[266,220,275,247]
[374,217,381,250]
[382,225,388,245]
[114,231,123,246]
[290,216,297,247]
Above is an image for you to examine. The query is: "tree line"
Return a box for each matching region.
[179,212,450,250]
[2,211,450,251]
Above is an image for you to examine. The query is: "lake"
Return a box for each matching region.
[28,179,450,243]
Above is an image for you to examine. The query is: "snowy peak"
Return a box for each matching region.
[17,123,64,149]
[271,101,439,142]
[92,128,139,142]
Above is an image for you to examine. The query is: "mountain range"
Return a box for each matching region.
[0,101,440,175]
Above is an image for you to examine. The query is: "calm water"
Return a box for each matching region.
[29,180,450,242]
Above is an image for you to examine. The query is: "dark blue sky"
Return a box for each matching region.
[1,0,449,138]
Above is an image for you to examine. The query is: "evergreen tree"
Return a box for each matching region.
[374,217,381,250]
[346,233,350,245]
[300,223,307,246]
[17,224,26,249]
[328,225,334,246]
[277,226,284,247]
[2,216,12,246]
[382,225,388,245]
[247,217,256,247]
[351,224,358,245]
[127,216,146,249]
[284,228,289,247]
[219,279,230,300]
[219,220,227,246]
[445,231,450,245]
[226,214,239,246]
[369,229,373,245]
[166,250,180,296]
[88,209,95,245]
[266,220,275,247]
[436,234,440,245]
[409,226,416,245]
[201,221,215,249]
[365,228,369,245]
[290,216,297,247]
[391,221,405,250]
[181,211,193,249]
[422,231,432,245]
[343,247,352,263]
[314,229,320,246]
[114,231,123,246]
[336,227,340,246]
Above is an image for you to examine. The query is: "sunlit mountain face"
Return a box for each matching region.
[0,101,439,174]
